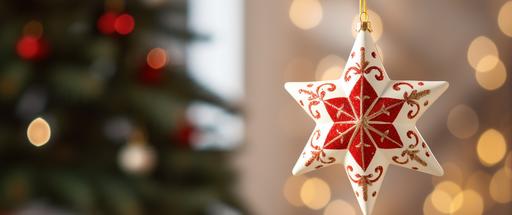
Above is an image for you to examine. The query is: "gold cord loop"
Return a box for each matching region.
[357,0,372,32]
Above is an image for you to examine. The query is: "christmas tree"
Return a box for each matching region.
[0,0,243,214]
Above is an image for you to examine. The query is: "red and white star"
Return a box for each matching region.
[285,29,448,215]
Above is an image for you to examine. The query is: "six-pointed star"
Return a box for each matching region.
[284,29,448,215]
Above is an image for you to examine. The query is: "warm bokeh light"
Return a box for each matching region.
[23,20,43,38]
[352,10,383,41]
[147,48,168,69]
[475,55,500,73]
[27,117,51,147]
[283,175,308,207]
[114,14,135,35]
[498,1,512,37]
[489,168,512,203]
[430,181,463,214]
[451,190,484,215]
[447,104,479,139]
[435,181,462,196]
[467,36,498,72]
[289,0,323,30]
[475,60,507,91]
[118,143,156,175]
[300,177,331,210]
[323,199,355,215]
[423,194,444,215]
[430,189,453,213]
[433,162,464,185]
[477,129,507,166]
[466,171,494,210]
[315,55,345,81]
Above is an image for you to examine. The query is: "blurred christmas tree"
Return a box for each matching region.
[0,0,244,214]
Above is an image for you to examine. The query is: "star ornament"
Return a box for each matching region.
[284,28,448,215]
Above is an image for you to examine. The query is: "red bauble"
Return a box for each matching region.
[114,14,135,35]
[97,12,117,35]
[16,36,48,60]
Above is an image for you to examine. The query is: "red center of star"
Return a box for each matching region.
[322,76,405,170]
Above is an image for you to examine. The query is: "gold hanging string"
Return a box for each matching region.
[357,0,372,32]
[359,0,369,22]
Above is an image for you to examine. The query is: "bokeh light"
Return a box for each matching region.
[475,60,507,91]
[16,36,40,60]
[27,117,51,147]
[315,55,345,81]
[283,175,308,207]
[498,1,512,37]
[447,104,479,139]
[451,190,484,215]
[118,143,156,175]
[466,171,494,209]
[475,55,500,73]
[467,36,498,72]
[97,12,117,35]
[352,10,383,41]
[489,168,512,203]
[147,48,168,70]
[477,129,507,166]
[323,199,355,215]
[430,181,463,214]
[289,0,323,30]
[114,13,135,35]
[423,193,444,215]
[300,177,331,210]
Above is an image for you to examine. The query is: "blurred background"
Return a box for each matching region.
[0,0,511,215]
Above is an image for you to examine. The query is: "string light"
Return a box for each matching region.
[289,0,323,30]
[27,117,51,147]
